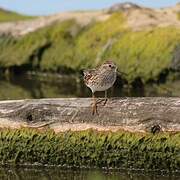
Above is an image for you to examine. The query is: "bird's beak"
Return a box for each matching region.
[117,70,127,76]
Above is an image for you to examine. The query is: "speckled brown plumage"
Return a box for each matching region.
[83,61,117,115]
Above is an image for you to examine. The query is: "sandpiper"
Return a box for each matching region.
[83,61,117,115]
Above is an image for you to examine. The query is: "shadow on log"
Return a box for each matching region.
[0,97,180,132]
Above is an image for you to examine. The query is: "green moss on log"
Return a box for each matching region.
[0,128,179,171]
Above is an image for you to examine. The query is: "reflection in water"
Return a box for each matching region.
[0,73,180,100]
[0,167,179,180]
[0,74,122,100]
[0,74,85,100]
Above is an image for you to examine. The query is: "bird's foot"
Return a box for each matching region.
[96,98,108,106]
[103,98,108,106]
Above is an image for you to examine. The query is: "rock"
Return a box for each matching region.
[107,2,141,13]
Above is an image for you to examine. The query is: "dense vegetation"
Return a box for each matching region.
[0,9,33,22]
[0,12,180,83]
[177,12,180,20]
[0,128,179,170]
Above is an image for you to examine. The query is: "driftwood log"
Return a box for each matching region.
[0,97,180,132]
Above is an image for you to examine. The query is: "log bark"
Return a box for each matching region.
[0,97,180,132]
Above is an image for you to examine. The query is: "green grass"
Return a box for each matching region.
[40,20,82,71]
[0,13,126,71]
[0,12,180,83]
[40,12,126,71]
[0,20,80,70]
[177,12,180,21]
[0,9,34,22]
[104,27,180,82]
[0,128,179,171]
[73,13,127,69]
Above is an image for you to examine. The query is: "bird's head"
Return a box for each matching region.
[100,60,117,72]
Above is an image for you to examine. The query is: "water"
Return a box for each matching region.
[0,73,179,100]
[0,166,179,180]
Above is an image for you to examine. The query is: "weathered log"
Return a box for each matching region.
[0,97,180,132]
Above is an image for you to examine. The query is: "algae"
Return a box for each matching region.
[0,128,179,171]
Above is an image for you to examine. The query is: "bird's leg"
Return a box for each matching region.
[92,92,98,115]
[103,90,108,106]
[96,90,108,106]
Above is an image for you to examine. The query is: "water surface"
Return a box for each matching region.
[0,73,179,100]
[0,167,180,180]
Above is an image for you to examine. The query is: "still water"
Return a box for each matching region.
[0,166,180,180]
[0,73,179,100]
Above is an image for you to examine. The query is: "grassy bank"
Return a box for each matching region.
[0,128,179,171]
[0,9,34,22]
[0,12,180,83]
[177,12,180,20]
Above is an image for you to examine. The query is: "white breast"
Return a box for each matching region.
[88,72,116,93]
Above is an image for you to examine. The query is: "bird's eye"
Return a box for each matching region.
[109,64,112,67]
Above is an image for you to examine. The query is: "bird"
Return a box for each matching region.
[83,61,117,115]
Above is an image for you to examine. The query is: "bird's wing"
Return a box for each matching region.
[83,69,96,83]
